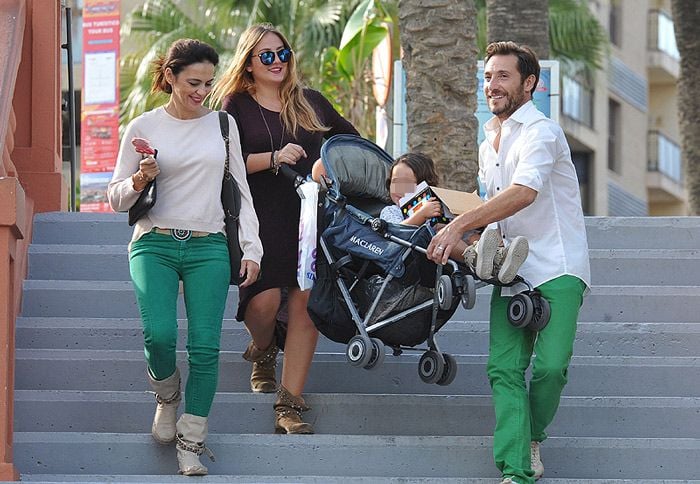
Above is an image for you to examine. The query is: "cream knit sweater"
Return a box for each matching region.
[107,107,263,264]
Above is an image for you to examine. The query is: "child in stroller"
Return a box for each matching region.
[299,135,549,386]
[380,152,529,285]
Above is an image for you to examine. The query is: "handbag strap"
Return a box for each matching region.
[218,111,230,173]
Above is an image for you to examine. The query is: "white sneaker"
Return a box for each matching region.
[500,478,519,484]
[469,228,501,280]
[494,236,529,284]
[531,441,544,480]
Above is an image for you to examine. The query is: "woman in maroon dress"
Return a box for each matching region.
[211,23,358,433]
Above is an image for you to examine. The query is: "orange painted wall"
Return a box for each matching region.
[0,0,63,480]
[12,0,66,213]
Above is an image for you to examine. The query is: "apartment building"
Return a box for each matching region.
[562,0,685,215]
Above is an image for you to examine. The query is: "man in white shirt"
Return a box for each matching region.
[428,41,590,484]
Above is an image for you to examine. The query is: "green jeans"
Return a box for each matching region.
[487,275,586,483]
[129,231,230,417]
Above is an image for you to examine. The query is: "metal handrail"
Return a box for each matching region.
[61,6,77,211]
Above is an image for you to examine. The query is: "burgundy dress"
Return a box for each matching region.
[223,89,358,321]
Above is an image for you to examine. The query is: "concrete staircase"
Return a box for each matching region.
[10,213,700,483]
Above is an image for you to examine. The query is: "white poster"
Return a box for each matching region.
[84,51,116,105]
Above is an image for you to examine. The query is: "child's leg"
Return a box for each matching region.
[461,228,501,280]
[494,236,529,284]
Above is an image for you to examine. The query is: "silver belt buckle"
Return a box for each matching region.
[171,229,192,241]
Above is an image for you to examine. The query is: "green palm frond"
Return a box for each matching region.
[549,0,609,73]
[475,0,609,73]
[120,0,360,130]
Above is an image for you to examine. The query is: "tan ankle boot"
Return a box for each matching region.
[176,414,215,476]
[274,385,314,434]
[242,340,278,393]
[147,368,181,444]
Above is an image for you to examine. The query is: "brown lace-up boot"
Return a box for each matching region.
[242,340,279,393]
[274,385,314,434]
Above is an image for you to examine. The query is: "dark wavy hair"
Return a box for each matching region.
[151,39,219,94]
[485,41,540,96]
[386,152,439,190]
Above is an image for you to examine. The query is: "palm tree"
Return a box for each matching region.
[397,0,479,191]
[119,0,356,129]
[482,0,608,72]
[671,0,700,215]
[485,0,549,58]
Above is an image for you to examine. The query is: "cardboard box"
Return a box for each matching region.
[430,186,483,215]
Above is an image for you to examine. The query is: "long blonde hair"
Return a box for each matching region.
[210,23,328,136]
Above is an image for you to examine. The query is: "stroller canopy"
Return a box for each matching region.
[320,135,394,209]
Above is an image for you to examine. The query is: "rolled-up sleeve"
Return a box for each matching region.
[510,123,558,193]
[227,115,263,264]
[107,120,144,212]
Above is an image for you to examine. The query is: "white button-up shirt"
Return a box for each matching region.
[480,101,591,295]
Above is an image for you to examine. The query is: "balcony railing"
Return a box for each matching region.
[648,130,683,184]
[562,75,593,128]
[648,9,680,60]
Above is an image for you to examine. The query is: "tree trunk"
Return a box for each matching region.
[398,0,478,191]
[671,0,700,215]
[486,0,549,59]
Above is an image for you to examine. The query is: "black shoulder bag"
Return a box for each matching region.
[128,154,157,226]
[219,111,244,285]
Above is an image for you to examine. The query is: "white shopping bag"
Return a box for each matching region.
[297,181,320,290]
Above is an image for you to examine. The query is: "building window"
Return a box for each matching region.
[562,75,594,128]
[648,130,682,184]
[608,99,621,173]
[609,0,621,47]
[572,151,592,215]
[648,10,680,60]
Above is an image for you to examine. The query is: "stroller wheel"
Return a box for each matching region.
[507,293,534,329]
[437,275,454,311]
[418,350,444,384]
[529,292,551,331]
[436,353,458,386]
[461,275,476,310]
[346,335,373,367]
[363,338,386,370]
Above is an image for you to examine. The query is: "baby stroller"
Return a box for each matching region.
[285,135,549,386]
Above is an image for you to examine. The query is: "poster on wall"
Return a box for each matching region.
[80,0,120,212]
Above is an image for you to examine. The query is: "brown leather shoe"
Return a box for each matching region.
[274,385,314,434]
[242,340,278,393]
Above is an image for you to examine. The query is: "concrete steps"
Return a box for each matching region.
[18,279,700,322]
[13,478,700,484]
[14,349,700,396]
[28,244,700,286]
[11,212,700,482]
[14,433,700,480]
[16,317,700,356]
[14,391,700,438]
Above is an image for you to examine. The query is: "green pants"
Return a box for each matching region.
[487,275,586,483]
[129,231,230,417]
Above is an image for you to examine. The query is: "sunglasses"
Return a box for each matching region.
[252,48,293,66]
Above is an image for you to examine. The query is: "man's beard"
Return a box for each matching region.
[490,85,528,118]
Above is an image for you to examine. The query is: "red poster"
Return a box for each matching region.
[80,0,120,212]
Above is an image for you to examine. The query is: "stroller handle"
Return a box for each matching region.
[279,164,306,195]
[369,215,460,272]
